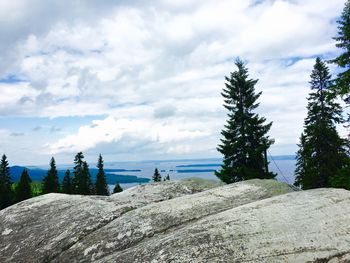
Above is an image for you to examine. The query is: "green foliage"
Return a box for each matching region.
[62,170,72,194]
[30,182,42,197]
[0,154,14,209]
[72,152,94,195]
[15,169,32,202]
[42,157,60,194]
[95,154,109,196]
[331,0,350,98]
[113,182,123,193]
[152,168,162,182]
[329,163,350,190]
[216,59,276,184]
[294,58,350,190]
[12,181,42,197]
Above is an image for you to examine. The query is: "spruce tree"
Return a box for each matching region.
[216,59,276,183]
[0,154,13,209]
[15,169,32,202]
[152,168,162,182]
[72,152,84,194]
[95,154,109,196]
[331,0,350,98]
[294,58,349,189]
[294,134,311,186]
[42,157,60,194]
[62,170,72,194]
[72,152,94,195]
[113,182,123,193]
[80,161,94,195]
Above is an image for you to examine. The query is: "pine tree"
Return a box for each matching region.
[15,169,32,202]
[294,58,350,189]
[0,154,13,209]
[164,174,170,181]
[152,168,162,182]
[113,182,123,193]
[95,154,109,196]
[216,59,276,184]
[331,0,350,99]
[62,170,72,194]
[42,157,60,194]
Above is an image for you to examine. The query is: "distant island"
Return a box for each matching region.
[9,166,149,184]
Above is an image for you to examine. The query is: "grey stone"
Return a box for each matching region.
[0,178,222,263]
[1,179,349,262]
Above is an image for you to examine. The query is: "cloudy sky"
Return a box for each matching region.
[0,0,347,165]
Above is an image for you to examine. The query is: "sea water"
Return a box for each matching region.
[106,158,296,190]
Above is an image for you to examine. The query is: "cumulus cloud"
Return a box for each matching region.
[0,0,347,162]
[46,116,209,154]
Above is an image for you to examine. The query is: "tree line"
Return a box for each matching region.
[217,0,350,190]
[0,154,171,210]
[0,152,123,210]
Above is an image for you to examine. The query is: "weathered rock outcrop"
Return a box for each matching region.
[1,178,350,262]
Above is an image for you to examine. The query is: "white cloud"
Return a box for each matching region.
[46,116,210,154]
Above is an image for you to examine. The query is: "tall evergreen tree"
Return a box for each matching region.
[72,152,84,194]
[72,152,94,195]
[83,161,94,195]
[83,162,96,195]
[15,169,32,202]
[113,182,123,193]
[42,157,60,194]
[294,58,350,189]
[95,154,109,196]
[331,0,350,99]
[62,170,72,194]
[0,154,13,209]
[152,168,162,182]
[216,59,276,184]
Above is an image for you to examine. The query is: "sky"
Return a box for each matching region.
[0,0,347,165]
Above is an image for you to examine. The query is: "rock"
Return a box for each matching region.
[107,188,350,263]
[0,178,221,263]
[1,179,350,262]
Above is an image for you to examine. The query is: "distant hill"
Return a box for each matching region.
[9,166,149,184]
